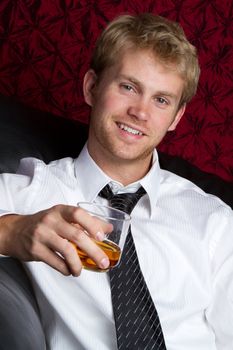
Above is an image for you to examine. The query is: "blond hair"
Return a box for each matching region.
[90,13,200,106]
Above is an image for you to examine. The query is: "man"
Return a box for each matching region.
[0,13,232,350]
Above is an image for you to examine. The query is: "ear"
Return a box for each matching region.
[168,104,186,131]
[83,69,98,107]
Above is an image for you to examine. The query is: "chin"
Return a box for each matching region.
[96,133,155,163]
[109,147,153,163]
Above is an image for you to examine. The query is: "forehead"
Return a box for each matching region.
[103,49,184,97]
[119,49,181,77]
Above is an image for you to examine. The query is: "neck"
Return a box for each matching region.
[87,144,153,186]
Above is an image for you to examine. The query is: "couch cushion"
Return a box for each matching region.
[0,95,88,173]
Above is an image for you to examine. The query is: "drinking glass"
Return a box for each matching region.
[74,202,131,272]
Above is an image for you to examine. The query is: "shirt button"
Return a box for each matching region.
[111,183,120,193]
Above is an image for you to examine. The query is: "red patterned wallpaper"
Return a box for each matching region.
[0,0,232,182]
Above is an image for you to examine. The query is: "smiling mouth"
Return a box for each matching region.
[117,123,144,136]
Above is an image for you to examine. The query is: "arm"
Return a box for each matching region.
[205,208,233,349]
[0,205,111,276]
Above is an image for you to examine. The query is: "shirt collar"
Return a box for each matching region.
[74,143,161,216]
[74,144,111,203]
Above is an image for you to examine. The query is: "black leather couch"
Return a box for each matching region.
[0,94,232,349]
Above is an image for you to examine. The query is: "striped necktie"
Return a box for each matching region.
[99,184,166,350]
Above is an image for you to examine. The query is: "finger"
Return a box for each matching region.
[33,244,72,276]
[57,205,113,241]
[46,235,84,276]
[36,215,110,273]
[48,225,110,271]
[68,229,110,270]
[25,218,83,276]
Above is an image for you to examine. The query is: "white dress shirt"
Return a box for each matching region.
[0,144,233,350]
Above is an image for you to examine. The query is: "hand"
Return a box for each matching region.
[0,204,113,276]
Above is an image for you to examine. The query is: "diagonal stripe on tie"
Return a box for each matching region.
[99,184,166,349]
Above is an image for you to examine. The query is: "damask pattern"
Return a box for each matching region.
[0,0,232,182]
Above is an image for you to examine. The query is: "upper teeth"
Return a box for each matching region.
[118,123,143,135]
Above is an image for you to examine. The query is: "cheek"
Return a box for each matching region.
[97,96,126,118]
[151,110,178,131]
[150,116,168,132]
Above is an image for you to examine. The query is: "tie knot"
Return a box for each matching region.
[99,184,146,215]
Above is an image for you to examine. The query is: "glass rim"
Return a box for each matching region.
[77,201,131,222]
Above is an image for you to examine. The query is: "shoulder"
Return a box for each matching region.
[158,151,233,208]
[159,169,232,216]
[158,170,233,255]
[16,157,75,177]
[12,157,78,211]
[15,156,78,191]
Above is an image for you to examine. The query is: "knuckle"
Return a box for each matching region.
[73,207,85,220]
[60,241,83,277]
[52,204,63,211]
[40,212,56,226]
[32,225,43,240]
[75,206,84,214]
[61,239,76,256]
[68,229,79,242]
[66,241,76,255]
[73,229,87,243]
[92,217,110,233]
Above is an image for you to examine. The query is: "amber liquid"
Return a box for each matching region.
[74,240,121,272]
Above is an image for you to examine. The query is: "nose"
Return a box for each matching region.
[127,98,150,121]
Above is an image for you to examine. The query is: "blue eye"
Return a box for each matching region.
[157,97,167,104]
[122,84,133,91]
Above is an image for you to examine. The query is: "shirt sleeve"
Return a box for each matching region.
[206,207,233,349]
[0,158,43,213]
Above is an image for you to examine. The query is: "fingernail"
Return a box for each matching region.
[96,231,104,241]
[100,257,109,269]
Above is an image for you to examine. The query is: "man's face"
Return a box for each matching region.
[84,49,185,172]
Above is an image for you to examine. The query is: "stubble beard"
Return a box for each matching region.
[92,121,157,165]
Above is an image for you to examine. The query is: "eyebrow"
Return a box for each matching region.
[118,74,179,100]
[118,74,142,88]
